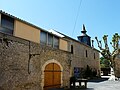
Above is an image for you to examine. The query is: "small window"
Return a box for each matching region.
[48,34,53,47]
[40,31,47,45]
[1,15,14,30]
[0,14,14,35]
[94,53,95,59]
[0,39,2,43]
[71,45,73,53]
[86,50,88,57]
[53,36,59,49]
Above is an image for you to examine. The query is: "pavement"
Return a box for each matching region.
[87,80,120,90]
[49,76,120,90]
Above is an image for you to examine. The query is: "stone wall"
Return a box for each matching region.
[0,33,71,90]
[65,38,100,76]
[0,32,100,90]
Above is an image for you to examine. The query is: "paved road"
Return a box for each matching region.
[49,78,120,90]
[69,79,120,90]
[87,80,120,90]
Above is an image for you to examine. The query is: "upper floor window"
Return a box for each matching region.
[0,14,14,35]
[40,31,47,45]
[40,31,59,49]
[71,45,73,54]
[94,53,96,59]
[53,36,59,49]
[86,50,88,57]
[48,34,53,47]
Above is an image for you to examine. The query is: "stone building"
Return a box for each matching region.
[0,10,100,90]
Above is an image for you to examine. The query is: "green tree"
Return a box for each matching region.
[95,33,120,76]
[100,57,110,68]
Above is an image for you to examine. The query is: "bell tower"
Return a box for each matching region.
[77,24,91,46]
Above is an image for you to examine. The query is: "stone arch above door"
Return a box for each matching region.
[41,59,63,90]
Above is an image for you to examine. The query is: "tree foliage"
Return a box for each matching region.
[95,33,120,75]
[100,57,110,68]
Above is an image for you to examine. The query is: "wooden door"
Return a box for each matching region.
[44,63,61,90]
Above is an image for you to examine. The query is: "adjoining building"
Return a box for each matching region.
[0,10,100,90]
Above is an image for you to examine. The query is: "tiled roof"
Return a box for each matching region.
[0,10,46,32]
[0,10,67,38]
[0,10,99,52]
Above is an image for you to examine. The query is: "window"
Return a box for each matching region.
[0,39,2,43]
[71,45,73,53]
[48,34,53,47]
[40,31,59,49]
[86,50,88,57]
[40,31,47,45]
[53,36,59,49]
[0,14,14,35]
[94,53,95,59]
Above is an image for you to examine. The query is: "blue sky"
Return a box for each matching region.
[0,0,120,50]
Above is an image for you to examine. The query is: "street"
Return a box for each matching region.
[50,76,120,90]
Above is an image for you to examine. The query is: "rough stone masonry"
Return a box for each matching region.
[0,32,71,90]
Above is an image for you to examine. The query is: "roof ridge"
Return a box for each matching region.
[0,10,47,32]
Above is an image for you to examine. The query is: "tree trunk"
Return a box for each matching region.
[108,59,116,81]
[108,67,115,81]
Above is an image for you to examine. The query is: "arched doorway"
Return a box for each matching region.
[44,63,61,90]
